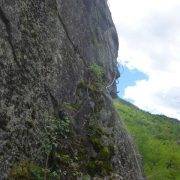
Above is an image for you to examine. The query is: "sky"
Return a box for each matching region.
[108,0,180,120]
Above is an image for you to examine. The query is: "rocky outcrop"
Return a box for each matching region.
[0,0,143,179]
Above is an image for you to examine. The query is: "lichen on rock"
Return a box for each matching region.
[0,0,143,179]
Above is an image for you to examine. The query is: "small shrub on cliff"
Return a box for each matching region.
[89,63,104,79]
[89,63,105,89]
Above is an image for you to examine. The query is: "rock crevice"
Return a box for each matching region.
[0,7,19,67]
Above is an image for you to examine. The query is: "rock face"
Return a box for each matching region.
[0,0,143,179]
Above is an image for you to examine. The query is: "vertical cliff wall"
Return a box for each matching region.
[0,0,143,179]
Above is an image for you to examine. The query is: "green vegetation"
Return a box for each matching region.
[8,63,113,179]
[8,81,113,179]
[114,99,180,180]
[89,63,104,79]
[8,115,73,179]
[86,125,114,176]
[89,63,105,89]
[9,161,44,179]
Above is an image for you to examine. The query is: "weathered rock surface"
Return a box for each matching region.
[0,0,143,179]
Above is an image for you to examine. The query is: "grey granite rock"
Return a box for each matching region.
[0,0,143,179]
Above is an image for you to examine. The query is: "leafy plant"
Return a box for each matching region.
[89,63,104,79]
[89,63,105,89]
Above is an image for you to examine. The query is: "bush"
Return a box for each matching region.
[89,63,105,88]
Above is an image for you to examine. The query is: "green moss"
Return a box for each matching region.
[8,161,44,180]
[76,143,87,161]
[76,80,104,113]
[88,125,105,152]
[55,116,71,138]
[88,63,105,90]
[90,137,102,152]
[86,125,114,176]
[82,175,91,180]
[55,152,72,165]
[53,150,83,177]
[76,64,105,92]
[86,159,112,176]
[89,136,113,160]
[77,80,97,92]
[88,125,107,137]
[63,102,80,111]
[99,147,110,159]
[89,63,104,80]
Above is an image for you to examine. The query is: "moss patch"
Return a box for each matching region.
[86,125,114,177]
[8,62,115,179]
[8,161,44,179]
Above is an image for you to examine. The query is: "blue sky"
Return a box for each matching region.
[109,0,180,120]
[117,66,148,98]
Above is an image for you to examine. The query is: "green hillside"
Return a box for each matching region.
[114,99,180,180]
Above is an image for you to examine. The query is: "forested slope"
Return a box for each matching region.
[114,99,180,179]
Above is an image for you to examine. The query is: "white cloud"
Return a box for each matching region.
[109,0,180,119]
